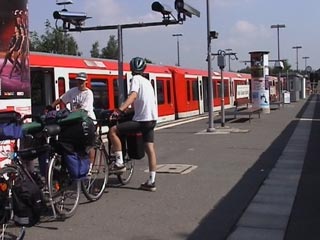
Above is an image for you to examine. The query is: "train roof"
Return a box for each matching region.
[30,52,172,74]
[30,52,120,70]
[167,65,251,79]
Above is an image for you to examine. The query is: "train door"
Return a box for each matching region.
[149,73,175,121]
[185,77,201,116]
[230,78,235,106]
[215,77,230,106]
[30,68,55,116]
[198,77,204,114]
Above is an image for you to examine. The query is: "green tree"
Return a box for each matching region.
[238,61,292,75]
[100,35,118,59]
[90,41,100,58]
[269,60,292,75]
[30,20,81,56]
[237,66,251,74]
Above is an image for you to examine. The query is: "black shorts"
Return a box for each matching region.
[116,120,156,143]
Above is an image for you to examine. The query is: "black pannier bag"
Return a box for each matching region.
[0,110,21,124]
[58,111,95,152]
[11,174,45,227]
[126,132,145,159]
[0,178,10,225]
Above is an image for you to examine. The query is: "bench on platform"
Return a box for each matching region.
[223,98,262,123]
[270,101,284,110]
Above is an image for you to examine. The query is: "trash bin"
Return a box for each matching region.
[283,91,290,104]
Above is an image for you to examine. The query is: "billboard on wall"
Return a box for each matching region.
[0,0,30,99]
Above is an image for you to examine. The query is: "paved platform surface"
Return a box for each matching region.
[15,94,320,240]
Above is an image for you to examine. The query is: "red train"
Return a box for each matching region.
[29,52,251,122]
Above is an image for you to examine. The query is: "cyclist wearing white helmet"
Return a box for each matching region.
[109,57,158,191]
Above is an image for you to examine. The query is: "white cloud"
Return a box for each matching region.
[233,20,257,34]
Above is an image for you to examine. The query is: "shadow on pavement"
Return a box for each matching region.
[285,94,320,240]
[186,99,310,240]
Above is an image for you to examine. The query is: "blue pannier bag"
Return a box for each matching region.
[0,123,23,140]
[0,110,23,140]
[63,152,90,180]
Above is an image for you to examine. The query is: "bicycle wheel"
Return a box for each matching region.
[81,142,108,201]
[117,153,135,185]
[47,154,80,218]
[0,166,26,240]
[0,166,18,224]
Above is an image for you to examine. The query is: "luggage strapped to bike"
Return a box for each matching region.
[0,110,23,141]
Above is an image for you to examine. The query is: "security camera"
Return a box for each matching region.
[53,9,89,28]
[152,2,172,15]
[175,0,200,22]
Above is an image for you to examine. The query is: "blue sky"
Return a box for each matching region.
[28,0,319,72]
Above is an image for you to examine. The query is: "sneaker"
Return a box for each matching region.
[109,163,126,174]
[140,181,156,192]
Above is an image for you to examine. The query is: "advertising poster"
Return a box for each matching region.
[249,51,270,113]
[0,0,30,99]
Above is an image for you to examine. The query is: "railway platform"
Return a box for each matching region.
[22,94,320,240]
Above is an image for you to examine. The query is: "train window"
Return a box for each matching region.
[199,79,203,100]
[166,80,171,104]
[224,81,229,97]
[69,78,77,89]
[30,71,45,107]
[217,80,229,98]
[230,80,234,97]
[58,77,66,97]
[192,81,199,101]
[215,81,221,98]
[156,80,164,105]
[91,79,109,109]
[187,81,191,101]
[213,79,217,97]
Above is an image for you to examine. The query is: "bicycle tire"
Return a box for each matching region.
[0,166,17,225]
[0,166,27,240]
[81,141,108,201]
[47,154,80,218]
[117,154,135,185]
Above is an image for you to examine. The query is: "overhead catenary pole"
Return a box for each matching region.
[206,0,215,132]
[225,48,232,71]
[172,33,183,66]
[302,56,310,70]
[117,25,124,107]
[271,24,285,102]
[292,46,302,71]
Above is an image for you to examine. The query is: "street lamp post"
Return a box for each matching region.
[292,46,302,71]
[271,24,285,102]
[172,33,183,66]
[302,56,310,70]
[206,0,215,132]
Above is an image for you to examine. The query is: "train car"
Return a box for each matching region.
[29,52,252,123]
[168,66,251,118]
[168,67,206,118]
[29,52,175,122]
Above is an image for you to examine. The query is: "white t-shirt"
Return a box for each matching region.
[60,87,96,120]
[130,74,158,121]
